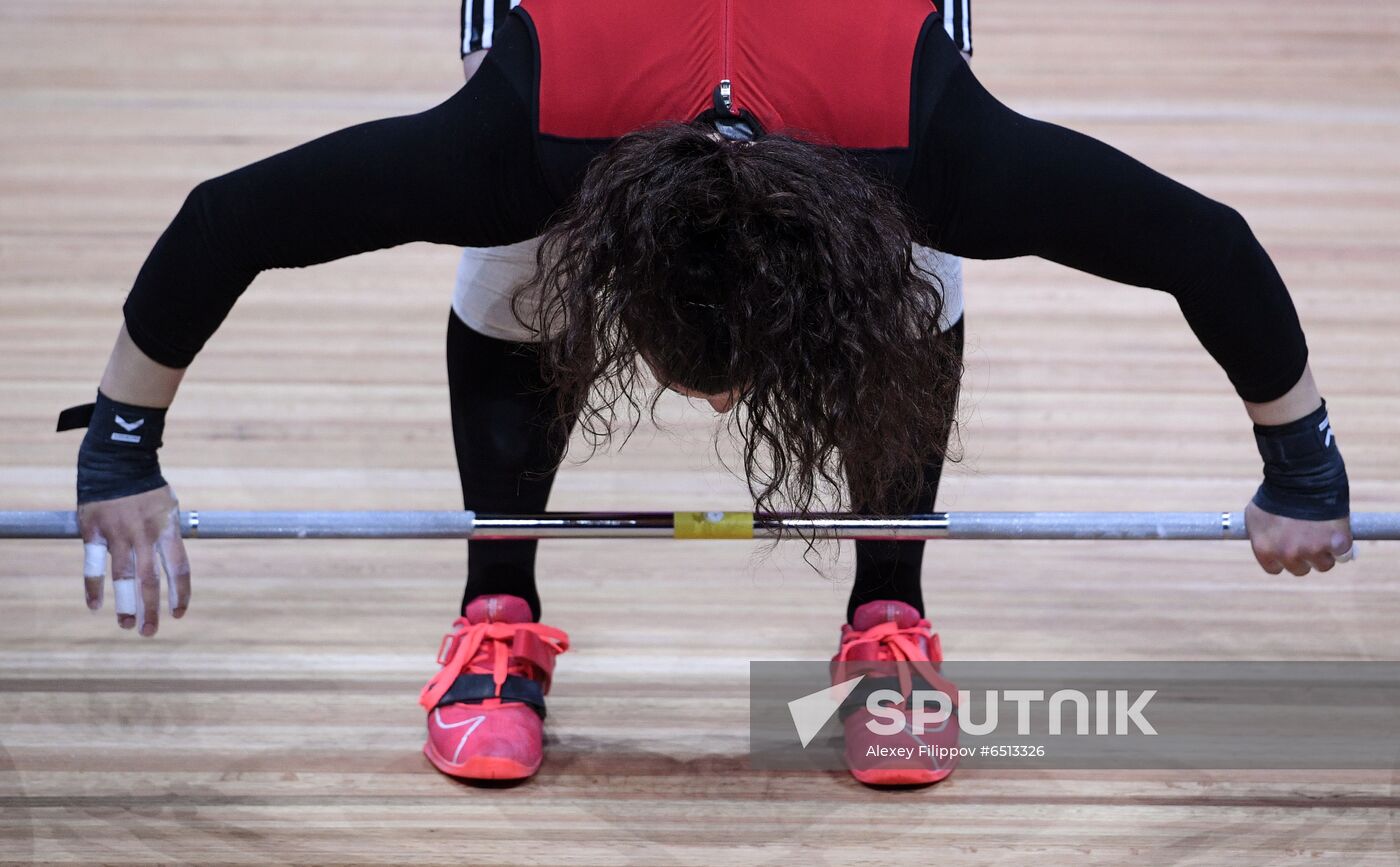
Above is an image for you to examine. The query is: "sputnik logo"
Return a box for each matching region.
[787,675,865,748]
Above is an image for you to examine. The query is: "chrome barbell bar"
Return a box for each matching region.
[1,510,1398,541]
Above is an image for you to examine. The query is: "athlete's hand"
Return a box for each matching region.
[77,485,189,636]
[1244,500,1353,576]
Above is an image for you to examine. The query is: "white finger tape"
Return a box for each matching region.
[83,543,108,578]
[1336,545,1357,564]
[113,578,138,617]
[157,548,181,612]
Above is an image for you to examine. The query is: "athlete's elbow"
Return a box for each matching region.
[1172,198,1292,326]
[183,176,238,242]
[178,175,263,282]
[1213,203,1256,250]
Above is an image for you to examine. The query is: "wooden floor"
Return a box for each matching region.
[3,1,1399,863]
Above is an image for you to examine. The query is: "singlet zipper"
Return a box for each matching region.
[720,0,732,112]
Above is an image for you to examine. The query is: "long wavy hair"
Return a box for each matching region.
[520,122,962,517]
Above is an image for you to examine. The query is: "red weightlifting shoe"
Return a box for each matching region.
[419,594,568,781]
[832,600,959,787]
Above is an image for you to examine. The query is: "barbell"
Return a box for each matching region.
[2,509,1398,541]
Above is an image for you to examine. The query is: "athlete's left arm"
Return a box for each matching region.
[912,53,1352,577]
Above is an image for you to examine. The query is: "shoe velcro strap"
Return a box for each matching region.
[509,628,563,691]
[837,674,953,722]
[436,632,458,666]
[434,672,548,719]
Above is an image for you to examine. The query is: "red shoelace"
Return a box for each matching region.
[419,617,569,711]
[835,619,957,704]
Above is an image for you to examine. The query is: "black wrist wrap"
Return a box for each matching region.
[63,391,169,505]
[1251,400,1349,521]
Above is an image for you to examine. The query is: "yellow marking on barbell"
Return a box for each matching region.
[673,511,755,540]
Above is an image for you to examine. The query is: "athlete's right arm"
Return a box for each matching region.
[78,19,549,635]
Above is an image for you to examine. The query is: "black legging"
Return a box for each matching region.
[447,309,964,623]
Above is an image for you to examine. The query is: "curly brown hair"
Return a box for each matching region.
[520,122,962,516]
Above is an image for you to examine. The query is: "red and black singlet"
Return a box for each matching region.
[519,0,952,201]
[122,0,1309,403]
[528,0,932,147]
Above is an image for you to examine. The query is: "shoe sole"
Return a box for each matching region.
[851,766,956,787]
[423,741,539,781]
